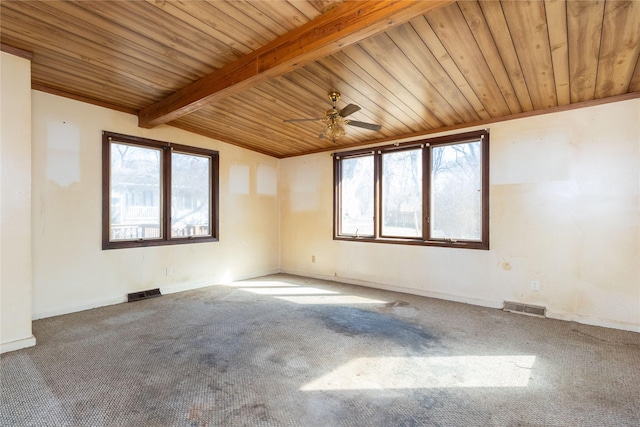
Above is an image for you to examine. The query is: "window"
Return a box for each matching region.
[102,131,219,249]
[334,130,489,249]
[340,155,374,237]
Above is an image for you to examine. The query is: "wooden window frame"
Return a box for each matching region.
[333,129,489,250]
[102,131,219,250]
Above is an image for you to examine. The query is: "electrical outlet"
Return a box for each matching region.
[530,280,540,291]
[166,267,173,276]
[311,255,316,263]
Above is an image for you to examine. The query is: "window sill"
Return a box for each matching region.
[102,236,219,250]
[333,235,488,250]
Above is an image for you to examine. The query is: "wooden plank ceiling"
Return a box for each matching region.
[2,0,640,158]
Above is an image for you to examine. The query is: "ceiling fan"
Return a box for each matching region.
[283,92,382,142]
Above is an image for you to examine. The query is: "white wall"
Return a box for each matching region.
[31,91,280,319]
[280,99,640,332]
[0,51,36,352]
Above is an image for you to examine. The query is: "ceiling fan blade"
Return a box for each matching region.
[347,120,382,131]
[339,104,361,117]
[283,118,323,123]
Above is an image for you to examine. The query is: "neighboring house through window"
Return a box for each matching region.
[102,131,219,249]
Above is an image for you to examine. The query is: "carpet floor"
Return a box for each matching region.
[2,274,639,426]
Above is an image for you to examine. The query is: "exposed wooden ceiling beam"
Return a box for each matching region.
[138,0,453,128]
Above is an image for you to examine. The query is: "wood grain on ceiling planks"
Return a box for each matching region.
[1,0,639,158]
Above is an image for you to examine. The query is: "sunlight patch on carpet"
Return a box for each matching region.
[275,295,387,304]
[301,356,536,390]
[230,280,387,304]
[239,286,339,296]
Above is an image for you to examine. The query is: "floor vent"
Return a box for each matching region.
[503,301,546,317]
[127,288,162,302]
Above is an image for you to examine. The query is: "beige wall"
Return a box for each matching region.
[1,51,36,352]
[2,49,638,356]
[280,99,640,332]
[31,91,280,319]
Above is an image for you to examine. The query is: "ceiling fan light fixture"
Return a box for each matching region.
[321,114,346,141]
[284,91,381,142]
[322,122,346,141]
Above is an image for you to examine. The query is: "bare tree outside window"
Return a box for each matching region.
[382,149,422,237]
[110,143,162,241]
[333,130,488,249]
[431,141,481,241]
[340,155,374,236]
[171,152,211,238]
[102,131,219,249]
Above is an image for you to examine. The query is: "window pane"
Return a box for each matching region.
[340,156,374,236]
[110,143,162,241]
[431,141,482,241]
[382,149,422,237]
[171,152,211,238]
